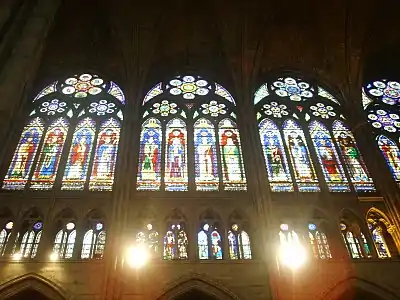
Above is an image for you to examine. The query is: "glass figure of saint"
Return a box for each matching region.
[66,131,92,179]
[10,128,40,179]
[92,129,118,179]
[264,133,288,181]
[141,134,159,180]
[287,132,313,180]
[221,129,241,181]
[378,136,400,180]
[167,129,186,180]
[337,132,370,181]
[197,132,215,180]
[35,128,65,179]
[317,137,341,181]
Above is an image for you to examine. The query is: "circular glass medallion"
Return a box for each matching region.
[65,78,78,85]
[182,76,195,83]
[79,74,92,81]
[89,87,102,95]
[66,222,75,230]
[5,221,13,230]
[62,86,75,95]
[96,223,103,231]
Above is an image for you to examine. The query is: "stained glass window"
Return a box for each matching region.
[377,135,400,182]
[308,224,332,259]
[165,118,188,191]
[198,223,223,260]
[138,75,246,192]
[136,224,159,257]
[283,119,319,191]
[15,221,43,259]
[228,224,252,260]
[62,118,96,190]
[3,73,125,191]
[369,224,390,258]
[3,118,44,190]
[340,222,365,259]
[333,121,375,191]
[309,121,349,192]
[219,119,247,191]
[30,118,69,190]
[89,118,121,191]
[194,118,219,191]
[255,76,375,192]
[363,79,400,185]
[53,222,76,259]
[0,221,13,256]
[163,223,188,260]
[81,222,106,259]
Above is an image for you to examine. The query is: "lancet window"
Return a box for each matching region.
[137,75,246,192]
[3,73,124,191]
[255,75,375,192]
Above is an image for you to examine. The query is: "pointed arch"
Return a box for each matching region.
[2,73,125,192]
[198,209,223,260]
[81,209,106,259]
[0,273,68,300]
[255,74,375,193]
[163,209,188,260]
[52,208,77,260]
[156,276,240,300]
[137,74,247,192]
[321,277,400,300]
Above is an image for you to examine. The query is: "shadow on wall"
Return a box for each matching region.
[6,289,50,300]
[174,289,218,300]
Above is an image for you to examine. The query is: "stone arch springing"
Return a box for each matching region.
[0,273,68,300]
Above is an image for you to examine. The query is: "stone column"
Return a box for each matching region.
[0,0,62,163]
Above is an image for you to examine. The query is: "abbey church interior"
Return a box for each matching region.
[1,0,400,299]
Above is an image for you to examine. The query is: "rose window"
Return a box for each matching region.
[152,100,178,116]
[40,99,67,115]
[169,76,209,99]
[367,109,400,133]
[201,100,226,117]
[62,74,104,98]
[272,77,313,101]
[262,101,289,118]
[310,103,336,119]
[366,80,400,105]
[89,100,116,116]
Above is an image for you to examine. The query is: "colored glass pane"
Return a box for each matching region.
[365,80,400,106]
[211,230,223,259]
[367,108,400,133]
[108,81,125,104]
[198,230,208,259]
[62,118,96,190]
[143,82,163,105]
[33,81,57,101]
[0,223,12,256]
[168,76,209,100]
[228,230,238,259]
[309,121,349,192]
[30,118,69,190]
[165,118,188,191]
[332,121,375,191]
[89,118,120,191]
[194,119,219,191]
[370,227,390,258]
[137,118,162,191]
[215,83,235,104]
[163,224,188,260]
[218,119,247,191]
[3,118,44,190]
[283,119,319,191]
[259,119,293,192]
[361,233,372,257]
[240,231,252,259]
[271,77,314,101]
[377,135,400,182]
[254,83,269,105]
